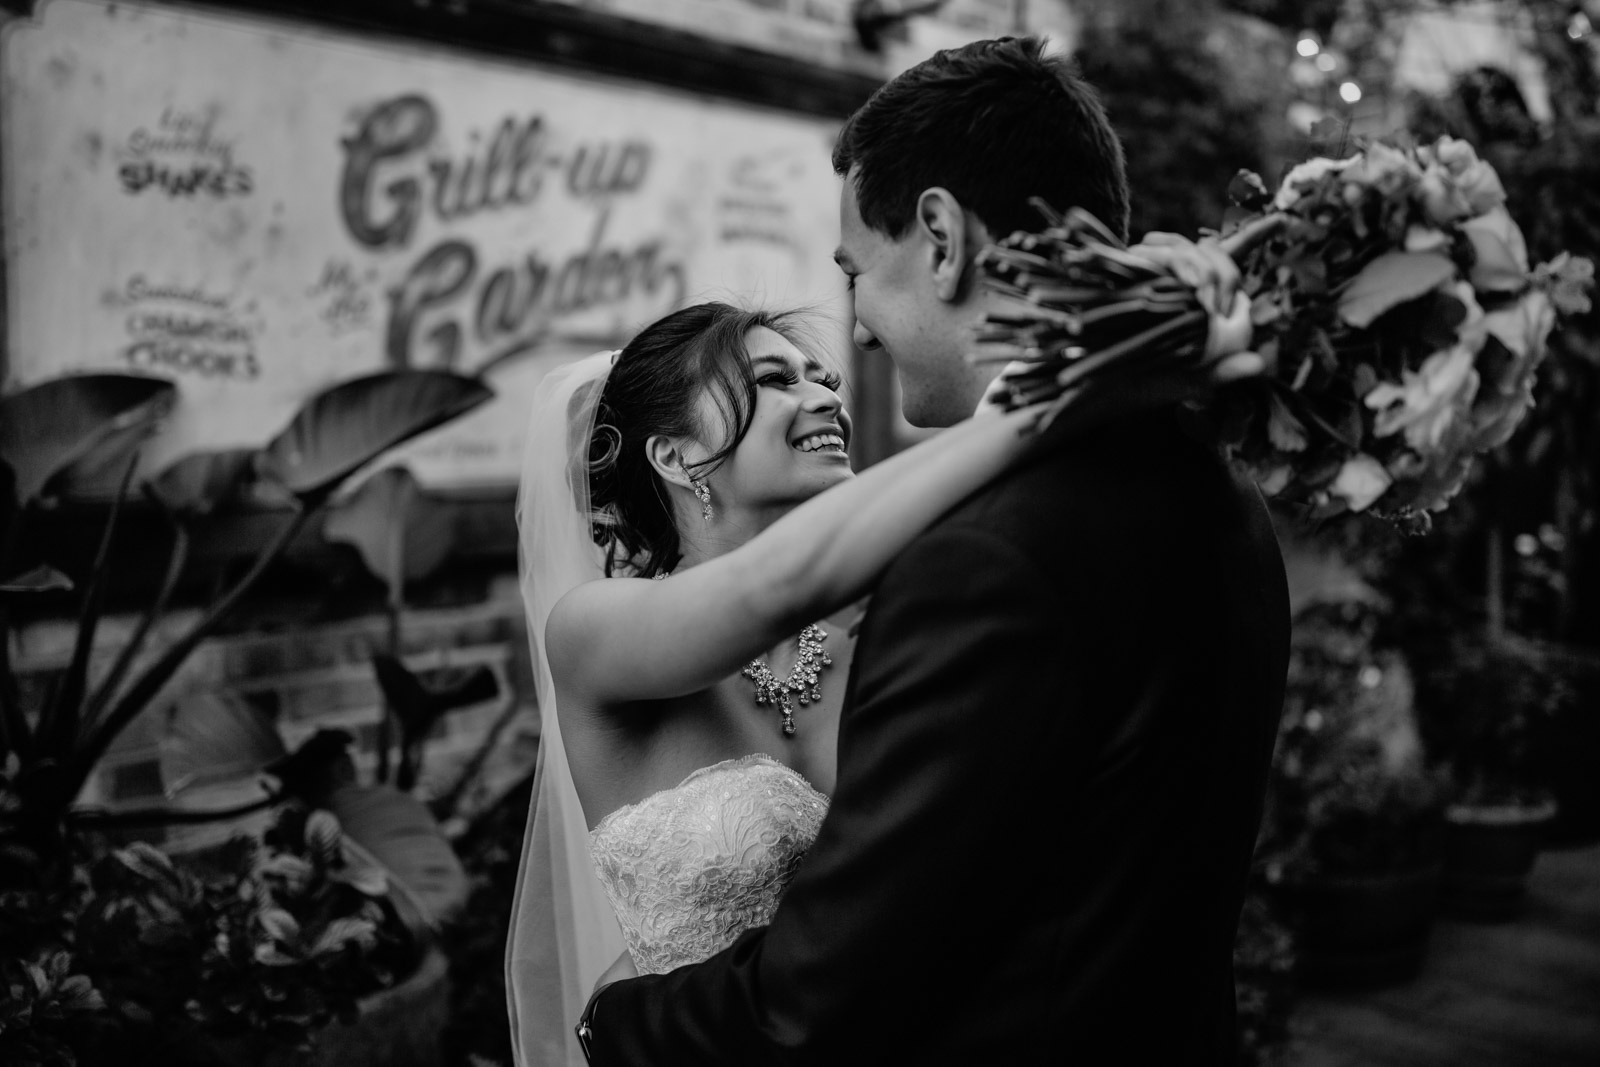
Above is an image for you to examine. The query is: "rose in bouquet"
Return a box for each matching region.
[974,135,1595,527]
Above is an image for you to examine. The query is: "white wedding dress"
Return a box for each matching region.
[588,754,829,974]
[508,353,831,1066]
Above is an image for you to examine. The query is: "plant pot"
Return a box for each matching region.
[1441,798,1559,922]
[1284,864,1441,989]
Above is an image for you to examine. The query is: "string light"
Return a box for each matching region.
[1339,80,1363,103]
[1315,52,1338,73]
[1297,34,1321,57]
[1570,12,1593,40]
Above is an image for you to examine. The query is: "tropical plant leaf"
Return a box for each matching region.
[371,655,499,735]
[0,565,74,596]
[259,371,492,503]
[1338,252,1457,330]
[0,374,176,506]
[325,783,469,938]
[157,690,287,796]
[264,729,357,805]
[324,466,457,590]
[148,449,257,518]
[370,653,499,790]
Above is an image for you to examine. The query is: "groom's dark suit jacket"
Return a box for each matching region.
[588,411,1290,1066]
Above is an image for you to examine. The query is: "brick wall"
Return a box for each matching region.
[10,575,540,849]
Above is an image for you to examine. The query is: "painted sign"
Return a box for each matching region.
[542,0,1062,76]
[2,0,849,486]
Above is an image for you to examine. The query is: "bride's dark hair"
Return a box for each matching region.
[587,301,821,578]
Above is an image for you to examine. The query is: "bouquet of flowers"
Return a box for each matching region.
[974,136,1595,527]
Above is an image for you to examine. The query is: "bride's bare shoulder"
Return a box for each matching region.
[545,577,656,670]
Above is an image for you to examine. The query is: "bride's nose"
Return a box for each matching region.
[802,383,842,416]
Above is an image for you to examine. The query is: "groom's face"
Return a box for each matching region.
[835,174,986,428]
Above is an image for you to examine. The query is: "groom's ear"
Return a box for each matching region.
[914,187,991,304]
[646,434,695,489]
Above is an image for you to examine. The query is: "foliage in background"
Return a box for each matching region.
[1232,885,1297,1067]
[0,804,412,1067]
[436,776,526,1067]
[1407,630,1575,803]
[0,370,492,872]
[1073,0,1279,239]
[1263,599,1447,879]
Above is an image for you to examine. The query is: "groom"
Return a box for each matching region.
[580,36,1289,1065]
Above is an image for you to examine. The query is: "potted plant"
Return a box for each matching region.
[0,368,490,1063]
[0,797,447,1067]
[1265,598,1447,989]
[1411,633,1563,920]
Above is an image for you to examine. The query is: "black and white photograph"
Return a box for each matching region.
[2,2,1598,1065]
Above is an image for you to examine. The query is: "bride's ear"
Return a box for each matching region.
[646,434,695,489]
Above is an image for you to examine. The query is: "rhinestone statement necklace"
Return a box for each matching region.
[742,624,832,736]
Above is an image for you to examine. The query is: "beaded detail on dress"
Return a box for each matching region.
[588,754,829,975]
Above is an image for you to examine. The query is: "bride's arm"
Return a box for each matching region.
[547,403,1043,704]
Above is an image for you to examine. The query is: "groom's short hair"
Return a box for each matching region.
[833,35,1130,243]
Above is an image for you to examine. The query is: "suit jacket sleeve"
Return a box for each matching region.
[586,519,1129,1065]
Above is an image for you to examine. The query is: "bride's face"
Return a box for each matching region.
[702,327,854,512]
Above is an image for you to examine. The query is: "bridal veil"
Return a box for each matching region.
[506,350,627,1067]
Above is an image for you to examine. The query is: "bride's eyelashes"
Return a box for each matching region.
[757,369,844,392]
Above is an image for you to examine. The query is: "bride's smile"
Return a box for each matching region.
[696,327,856,518]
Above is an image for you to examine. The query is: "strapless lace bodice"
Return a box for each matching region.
[589,754,829,975]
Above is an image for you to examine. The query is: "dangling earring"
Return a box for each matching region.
[681,462,713,522]
[691,479,713,522]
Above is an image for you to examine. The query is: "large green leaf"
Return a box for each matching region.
[0,565,74,596]
[157,690,287,796]
[326,782,469,937]
[0,374,177,506]
[147,449,257,519]
[1338,252,1457,330]
[324,466,457,589]
[259,372,492,503]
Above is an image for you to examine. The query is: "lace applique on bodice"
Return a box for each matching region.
[589,754,829,975]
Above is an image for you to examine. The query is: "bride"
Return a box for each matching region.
[504,299,1071,1066]
[506,295,1246,1066]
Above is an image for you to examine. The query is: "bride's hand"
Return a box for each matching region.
[1130,231,1263,386]
[593,950,638,996]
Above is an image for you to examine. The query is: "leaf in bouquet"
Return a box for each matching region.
[1228,170,1272,211]
[1464,336,1537,452]
[1299,450,1347,491]
[1459,208,1529,294]
[1531,253,1594,316]
[1338,252,1457,329]
[1289,254,1329,295]
[1418,291,1469,353]
[1265,392,1310,453]
[1482,291,1554,362]
[1328,453,1394,513]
